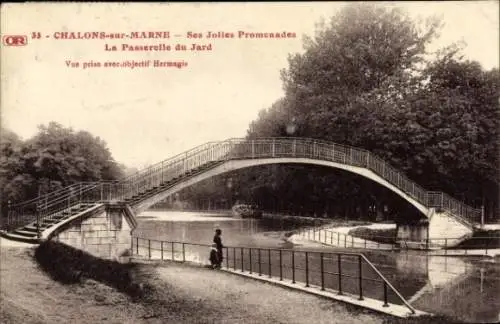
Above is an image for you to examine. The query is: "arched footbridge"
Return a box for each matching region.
[1,138,483,244]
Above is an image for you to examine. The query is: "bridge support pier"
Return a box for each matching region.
[396,208,473,249]
[51,204,136,260]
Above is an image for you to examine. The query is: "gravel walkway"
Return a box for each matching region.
[152,261,385,324]
[1,241,389,324]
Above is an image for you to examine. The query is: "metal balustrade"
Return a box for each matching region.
[4,138,482,232]
[132,237,417,315]
[297,226,498,254]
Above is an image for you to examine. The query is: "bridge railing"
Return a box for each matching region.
[79,138,482,226]
[219,138,480,225]
[5,137,482,231]
[131,237,417,315]
[3,181,121,231]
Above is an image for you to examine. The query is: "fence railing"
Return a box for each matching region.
[5,138,482,231]
[297,227,499,254]
[296,227,399,250]
[131,236,417,315]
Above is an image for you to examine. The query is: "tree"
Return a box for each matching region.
[164,4,500,221]
[1,123,125,211]
[280,3,441,143]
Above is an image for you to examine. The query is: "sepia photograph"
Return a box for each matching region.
[1,2,499,323]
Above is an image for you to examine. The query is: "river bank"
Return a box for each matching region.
[0,240,460,324]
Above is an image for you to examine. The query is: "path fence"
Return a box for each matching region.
[296,227,499,255]
[131,236,416,315]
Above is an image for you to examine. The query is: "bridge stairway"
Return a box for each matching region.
[2,160,224,243]
[124,160,223,207]
[0,203,99,243]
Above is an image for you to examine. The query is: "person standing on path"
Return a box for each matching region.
[213,228,223,269]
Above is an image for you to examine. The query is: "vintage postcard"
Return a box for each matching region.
[1,2,499,323]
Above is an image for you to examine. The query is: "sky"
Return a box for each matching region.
[1,2,499,168]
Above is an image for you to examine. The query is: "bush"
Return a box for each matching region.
[34,240,148,299]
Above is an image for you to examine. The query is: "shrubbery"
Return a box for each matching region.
[34,240,149,299]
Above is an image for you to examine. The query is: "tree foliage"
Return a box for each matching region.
[171,4,500,221]
[1,122,124,209]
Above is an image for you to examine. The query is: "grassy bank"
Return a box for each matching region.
[34,240,149,299]
[262,213,372,228]
[347,227,397,244]
[454,229,500,249]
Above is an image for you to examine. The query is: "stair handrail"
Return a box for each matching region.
[120,141,220,181]
[9,180,121,208]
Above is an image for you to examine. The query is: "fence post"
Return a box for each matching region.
[305,252,309,287]
[279,250,283,281]
[233,248,236,270]
[171,242,175,260]
[338,254,343,295]
[320,252,325,291]
[481,204,485,228]
[258,249,262,276]
[268,249,272,278]
[383,282,389,307]
[226,247,229,269]
[148,239,151,259]
[182,243,186,262]
[358,255,364,300]
[161,241,164,260]
[249,248,253,274]
[36,205,41,239]
[292,251,296,283]
[136,237,139,254]
[272,139,276,157]
[241,248,244,272]
[161,161,165,183]
[344,235,347,248]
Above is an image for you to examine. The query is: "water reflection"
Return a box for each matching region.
[134,211,500,323]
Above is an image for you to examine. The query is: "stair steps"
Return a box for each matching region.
[13,229,38,237]
[3,160,226,243]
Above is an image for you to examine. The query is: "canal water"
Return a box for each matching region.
[133,210,500,323]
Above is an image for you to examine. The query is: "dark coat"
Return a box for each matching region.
[209,248,219,265]
[213,235,223,251]
[213,235,223,262]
